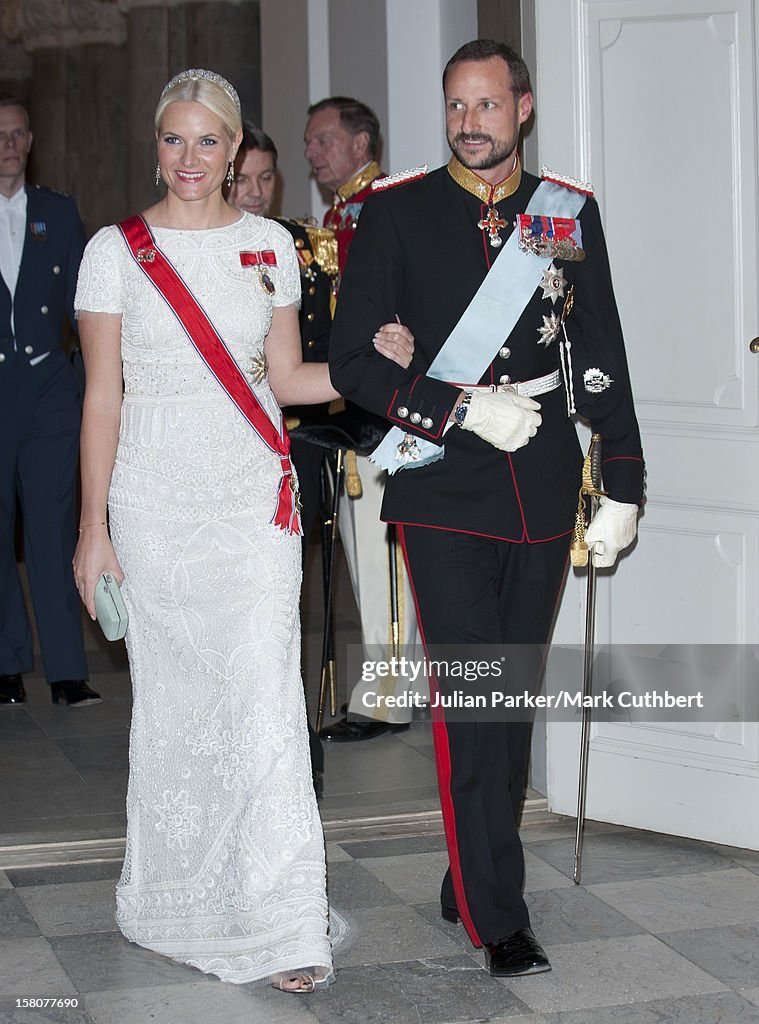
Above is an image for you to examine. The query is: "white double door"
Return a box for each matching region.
[534,0,759,848]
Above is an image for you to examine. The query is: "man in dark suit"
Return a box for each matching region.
[329,41,643,977]
[0,97,100,707]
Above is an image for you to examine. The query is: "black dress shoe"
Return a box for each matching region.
[484,928,551,977]
[50,681,102,707]
[0,674,26,704]
[318,717,409,742]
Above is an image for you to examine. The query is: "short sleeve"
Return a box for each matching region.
[267,221,301,309]
[74,225,124,316]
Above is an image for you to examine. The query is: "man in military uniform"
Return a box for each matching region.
[329,42,643,976]
[0,97,100,707]
[305,97,425,741]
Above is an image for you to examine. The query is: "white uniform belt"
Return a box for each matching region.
[454,369,561,399]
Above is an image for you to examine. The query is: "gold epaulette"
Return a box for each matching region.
[336,161,383,201]
[540,166,594,197]
[303,224,338,278]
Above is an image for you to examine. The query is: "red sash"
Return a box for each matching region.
[118,215,301,535]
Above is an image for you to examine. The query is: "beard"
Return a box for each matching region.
[448,130,519,173]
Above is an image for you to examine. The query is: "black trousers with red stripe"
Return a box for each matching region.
[399,525,570,946]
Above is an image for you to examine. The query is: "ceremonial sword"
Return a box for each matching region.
[570,432,606,884]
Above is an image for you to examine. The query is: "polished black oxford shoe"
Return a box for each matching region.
[50,680,103,707]
[0,673,26,704]
[484,928,551,977]
[318,716,409,742]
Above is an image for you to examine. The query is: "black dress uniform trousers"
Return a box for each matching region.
[399,525,569,945]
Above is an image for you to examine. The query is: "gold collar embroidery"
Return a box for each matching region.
[447,154,522,205]
[335,161,383,202]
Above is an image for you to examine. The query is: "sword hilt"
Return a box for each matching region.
[570,433,607,567]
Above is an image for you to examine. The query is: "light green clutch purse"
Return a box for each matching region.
[94,572,128,641]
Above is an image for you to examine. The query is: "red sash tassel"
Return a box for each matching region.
[119,215,301,536]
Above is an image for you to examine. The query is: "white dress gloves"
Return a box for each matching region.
[460,390,542,452]
[584,495,639,567]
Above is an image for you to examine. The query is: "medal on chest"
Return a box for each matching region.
[477,205,507,248]
[240,250,277,294]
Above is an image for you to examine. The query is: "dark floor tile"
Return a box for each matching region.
[0,891,41,938]
[54,734,129,774]
[0,813,125,847]
[6,861,123,889]
[339,833,447,860]
[0,1001,97,1024]
[542,991,759,1024]
[527,829,733,885]
[661,922,759,987]
[0,774,111,824]
[326,861,403,912]
[48,932,212,993]
[307,956,531,1024]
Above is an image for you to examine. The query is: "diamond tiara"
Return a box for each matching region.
[160,68,241,114]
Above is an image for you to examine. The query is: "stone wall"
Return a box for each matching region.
[1,0,262,236]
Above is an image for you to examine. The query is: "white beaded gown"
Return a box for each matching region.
[74,213,332,983]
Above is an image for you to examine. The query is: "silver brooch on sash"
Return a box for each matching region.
[537,312,561,347]
[583,368,614,393]
[539,263,567,304]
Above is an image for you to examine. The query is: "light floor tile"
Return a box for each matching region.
[524,849,574,892]
[18,880,116,937]
[358,851,450,904]
[541,991,759,1024]
[333,906,462,968]
[84,980,320,1024]
[589,868,759,932]
[743,988,759,1008]
[506,934,724,1014]
[0,937,76,997]
[325,842,353,864]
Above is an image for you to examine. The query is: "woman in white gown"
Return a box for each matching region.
[72,69,412,993]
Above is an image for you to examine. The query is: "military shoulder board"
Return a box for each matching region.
[540,166,594,197]
[371,165,428,192]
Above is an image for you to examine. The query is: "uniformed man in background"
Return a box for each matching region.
[304,97,425,741]
[0,96,100,707]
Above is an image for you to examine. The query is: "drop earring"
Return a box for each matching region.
[226,162,234,187]
[155,162,161,187]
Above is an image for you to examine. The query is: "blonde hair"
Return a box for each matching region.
[154,72,242,139]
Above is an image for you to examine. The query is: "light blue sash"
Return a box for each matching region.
[371,179,587,473]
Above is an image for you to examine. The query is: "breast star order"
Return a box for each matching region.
[539,263,567,304]
[538,312,561,347]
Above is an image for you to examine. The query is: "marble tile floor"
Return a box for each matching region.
[3,552,759,1021]
[1,820,759,1023]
